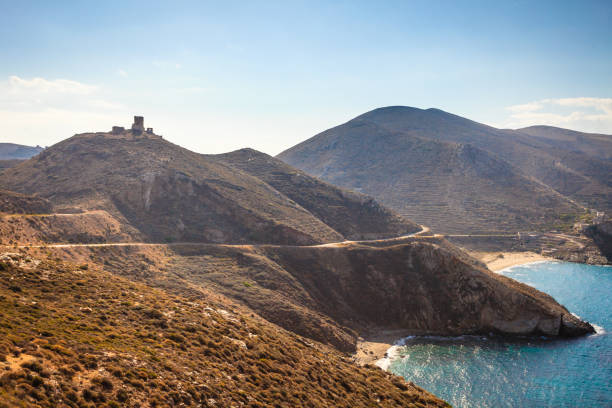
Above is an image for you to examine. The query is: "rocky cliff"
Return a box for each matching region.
[0,252,449,407]
[583,221,612,263]
[76,237,594,354]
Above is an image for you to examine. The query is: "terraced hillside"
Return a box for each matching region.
[518,125,612,161]
[0,131,414,245]
[279,118,582,233]
[278,106,609,233]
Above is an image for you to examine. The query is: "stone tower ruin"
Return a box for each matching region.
[131,116,144,135]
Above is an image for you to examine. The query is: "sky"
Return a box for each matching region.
[1,0,611,155]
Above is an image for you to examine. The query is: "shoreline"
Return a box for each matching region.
[354,252,556,367]
[470,251,554,272]
[353,329,414,366]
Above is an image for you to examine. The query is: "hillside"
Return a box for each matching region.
[0,130,413,245]
[278,106,610,233]
[0,251,448,407]
[0,190,52,215]
[215,148,419,239]
[0,143,43,160]
[156,238,594,353]
[278,117,582,233]
[0,159,24,171]
[0,124,599,407]
[518,125,612,161]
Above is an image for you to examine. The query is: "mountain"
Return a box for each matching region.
[214,148,419,239]
[518,125,612,161]
[0,130,415,245]
[0,123,598,408]
[0,142,43,160]
[278,106,611,233]
[0,126,594,345]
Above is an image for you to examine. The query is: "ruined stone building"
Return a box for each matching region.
[111,116,160,138]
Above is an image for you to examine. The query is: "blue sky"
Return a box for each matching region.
[1,0,611,154]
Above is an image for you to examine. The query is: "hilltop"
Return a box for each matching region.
[278,106,611,233]
[0,143,43,160]
[0,127,415,245]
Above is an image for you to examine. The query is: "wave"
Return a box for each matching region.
[571,312,606,336]
[497,260,559,274]
[591,323,606,336]
[375,334,490,370]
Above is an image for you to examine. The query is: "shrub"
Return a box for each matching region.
[115,389,129,402]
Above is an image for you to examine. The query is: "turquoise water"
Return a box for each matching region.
[388,261,612,407]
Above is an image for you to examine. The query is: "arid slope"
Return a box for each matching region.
[279,106,610,233]
[215,148,419,239]
[0,252,448,407]
[0,132,415,245]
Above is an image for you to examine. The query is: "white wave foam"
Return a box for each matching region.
[375,345,401,370]
[374,335,417,370]
[497,260,555,274]
[591,323,606,336]
[374,334,495,370]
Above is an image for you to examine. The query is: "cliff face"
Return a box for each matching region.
[0,252,449,407]
[257,240,593,339]
[84,237,594,353]
[584,221,612,263]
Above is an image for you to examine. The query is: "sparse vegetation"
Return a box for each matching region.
[0,254,448,407]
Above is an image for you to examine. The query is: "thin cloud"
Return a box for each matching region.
[6,75,97,95]
[0,75,125,145]
[505,97,612,133]
[0,75,120,111]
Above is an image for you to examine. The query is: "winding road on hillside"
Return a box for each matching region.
[0,212,587,253]
[0,216,433,249]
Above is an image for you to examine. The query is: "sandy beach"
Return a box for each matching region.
[354,329,414,365]
[472,251,554,272]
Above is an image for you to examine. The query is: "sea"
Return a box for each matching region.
[385,261,611,408]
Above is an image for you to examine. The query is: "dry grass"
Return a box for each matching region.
[0,253,448,407]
